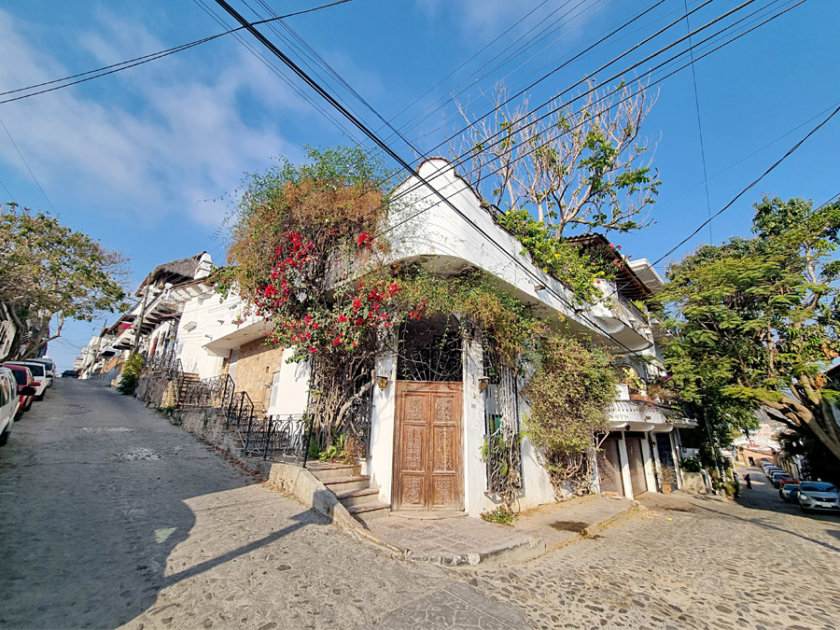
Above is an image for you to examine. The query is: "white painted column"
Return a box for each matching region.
[367,347,397,505]
[462,334,487,516]
[640,434,658,492]
[618,432,634,499]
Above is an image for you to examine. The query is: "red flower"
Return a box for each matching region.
[357,232,372,249]
[308,346,318,354]
[338,313,348,323]
[388,283,400,296]
[352,298,362,311]
[333,336,342,347]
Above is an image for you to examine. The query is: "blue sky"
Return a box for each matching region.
[1,0,837,369]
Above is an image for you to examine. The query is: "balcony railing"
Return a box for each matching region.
[608,399,696,428]
[614,292,649,325]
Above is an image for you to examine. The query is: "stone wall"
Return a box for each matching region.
[232,339,285,411]
[175,407,241,454]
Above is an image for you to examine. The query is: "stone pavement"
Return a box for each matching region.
[365,494,638,567]
[0,379,525,630]
[453,477,840,629]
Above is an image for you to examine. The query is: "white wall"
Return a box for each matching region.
[267,348,310,416]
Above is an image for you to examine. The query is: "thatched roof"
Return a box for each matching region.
[135,252,206,296]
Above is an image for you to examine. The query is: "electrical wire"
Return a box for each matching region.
[683,0,714,243]
[0,1,355,107]
[0,117,57,214]
[385,0,803,222]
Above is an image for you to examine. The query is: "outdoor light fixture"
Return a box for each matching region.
[534,283,547,292]
[377,375,389,390]
[477,376,489,392]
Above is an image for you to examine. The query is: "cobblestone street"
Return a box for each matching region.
[1,379,838,629]
[457,470,840,629]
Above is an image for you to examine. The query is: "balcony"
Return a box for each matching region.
[608,399,698,432]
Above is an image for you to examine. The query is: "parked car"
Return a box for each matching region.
[771,472,795,488]
[798,481,840,513]
[780,483,800,502]
[764,466,783,479]
[3,362,48,399]
[3,364,35,417]
[0,367,33,446]
[61,370,79,379]
[27,358,56,387]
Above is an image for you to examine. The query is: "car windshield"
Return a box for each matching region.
[15,363,44,376]
[800,482,836,492]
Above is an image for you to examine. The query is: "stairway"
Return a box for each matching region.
[176,372,200,405]
[306,462,390,525]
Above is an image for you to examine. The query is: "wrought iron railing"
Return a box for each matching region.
[224,390,257,431]
[485,420,522,497]
[243,413,311,462]
[179,374,235,409]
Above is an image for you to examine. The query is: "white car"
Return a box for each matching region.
[0,368,20,446]
[27,358,56,388]
[4,362,48,399]
[798,482,840,513]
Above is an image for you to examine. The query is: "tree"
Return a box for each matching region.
[657,196,840,462]
[449,80,660,236]
[0,203,128,359]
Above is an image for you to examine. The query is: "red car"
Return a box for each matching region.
[3,363,36,418]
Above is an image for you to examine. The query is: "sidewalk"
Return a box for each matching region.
[364,494,642,568]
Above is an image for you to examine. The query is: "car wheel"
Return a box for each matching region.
[35,393,44,401]
[779,490,785,501]
[0,425,9,446]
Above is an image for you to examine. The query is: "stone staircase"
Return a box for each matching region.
[176,372,200,405]
[306,462,390,525]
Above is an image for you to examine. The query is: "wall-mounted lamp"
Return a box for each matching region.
[377,375,390,390]
[534,283,547,292]
[477,376,490,392]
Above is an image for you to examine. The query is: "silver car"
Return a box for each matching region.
[797,482,839,513]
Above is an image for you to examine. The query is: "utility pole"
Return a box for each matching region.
[131,285,151,354]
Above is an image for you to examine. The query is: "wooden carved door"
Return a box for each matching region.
[393,381,463,511]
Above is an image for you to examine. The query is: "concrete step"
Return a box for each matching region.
[307,462,358,481]
[336,487,380,508]
[347,502,390,522]
[322,475,370,494]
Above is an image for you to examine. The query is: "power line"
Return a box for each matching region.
[653,103,840,266]
[371,0,778,209]
[0,117,57,214]
[191,0,366,146]
[0,1,355,107]
[683,0,714,243]
[210,0,664,359]
[386,0,803,221]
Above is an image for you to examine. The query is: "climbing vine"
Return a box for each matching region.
[522,334,617,498]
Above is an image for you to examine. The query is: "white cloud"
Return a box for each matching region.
[0,9,309,228]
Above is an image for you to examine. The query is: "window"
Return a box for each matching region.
[268,370,282,410]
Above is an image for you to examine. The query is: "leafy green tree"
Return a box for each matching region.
[657,196,840,462]
[0,203,128,359]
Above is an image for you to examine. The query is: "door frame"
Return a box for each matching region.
[392,380,464,511]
